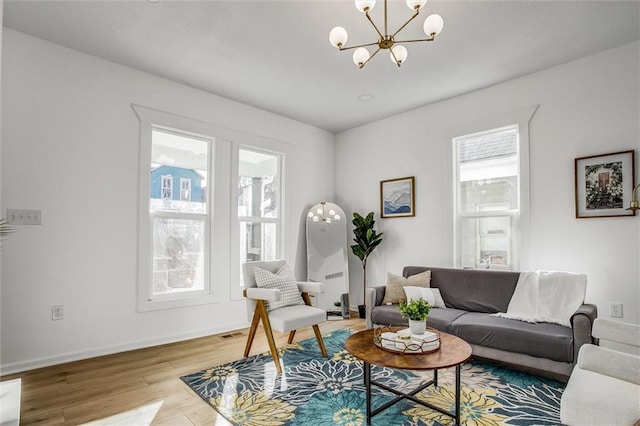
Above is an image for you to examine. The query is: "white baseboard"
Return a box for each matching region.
[0,321,250,375]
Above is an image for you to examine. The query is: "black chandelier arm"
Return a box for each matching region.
[338,41,380,51]
[359,47,381,69]
[391,9,421,39]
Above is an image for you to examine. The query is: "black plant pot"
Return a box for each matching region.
[358,304,366,319]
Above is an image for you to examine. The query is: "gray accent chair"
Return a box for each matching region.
[243,260,327,374]
[366,266,597,380]
[561,318,640,425]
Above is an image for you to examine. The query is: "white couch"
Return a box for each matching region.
[560,318,640,425]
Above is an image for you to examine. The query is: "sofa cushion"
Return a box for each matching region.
[426,308,467,334]
[370,305,466,334]
[403,266,519,313]
[370,304,406,327]
[451,312,574,363]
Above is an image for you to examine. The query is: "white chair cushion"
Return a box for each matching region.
[254,264,304,311]
[561,366,640,425]
[268,305,326,333]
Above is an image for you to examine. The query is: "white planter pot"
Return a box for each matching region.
[408,319,426,335]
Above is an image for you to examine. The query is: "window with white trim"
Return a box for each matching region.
[454,125,521,270]
[149,128,210,297]
[180,178,192,201]
[161,175,173,200]
[237,148,282,284]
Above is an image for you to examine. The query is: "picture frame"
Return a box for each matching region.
[380,176,415,218]
[574,150,635,218]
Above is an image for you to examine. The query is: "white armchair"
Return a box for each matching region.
[242,260,328,374]
[560,318,640,425]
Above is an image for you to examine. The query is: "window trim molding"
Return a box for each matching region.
[451,105,538,271]
[133,104,221,312]
[230,143,290,301]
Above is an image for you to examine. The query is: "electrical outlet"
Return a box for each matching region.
[610,302,623,318]
[52,305,64,320]
[7,209,42,225]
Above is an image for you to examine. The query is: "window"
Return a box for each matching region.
[454,125,521,270]
[237,148,281,283]
[161,175,173,200]
[135,104,291,308]
[150,128,210,298]
[180,178,192,201]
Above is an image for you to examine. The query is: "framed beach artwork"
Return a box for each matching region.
[380,176,415,218]
[574,150,635,218]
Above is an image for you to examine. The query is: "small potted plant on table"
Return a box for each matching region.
[399,298,432,335]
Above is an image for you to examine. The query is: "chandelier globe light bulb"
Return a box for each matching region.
[308,211,314,218]
[406,0,426,10]
[423,14,444,37]
[329,26,348,48]
[390,44,408,65]
[353,47,370,67]
[355,0,376,13]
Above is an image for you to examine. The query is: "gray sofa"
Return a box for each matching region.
[365,266,597,381]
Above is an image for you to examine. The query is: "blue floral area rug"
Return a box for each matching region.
[181,329,565,425]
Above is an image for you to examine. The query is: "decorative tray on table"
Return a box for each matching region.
[373,325,441,354]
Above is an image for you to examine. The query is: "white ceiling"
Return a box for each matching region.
[4,0,640,133]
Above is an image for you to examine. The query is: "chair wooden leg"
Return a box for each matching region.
[256,300,283,374]
[288,330,296,344]
[243,309,261,358]
[312,324,328,357]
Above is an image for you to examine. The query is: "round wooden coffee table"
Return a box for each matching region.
[345,328,472,425]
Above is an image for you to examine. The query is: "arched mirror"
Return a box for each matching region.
[306,202,350,318]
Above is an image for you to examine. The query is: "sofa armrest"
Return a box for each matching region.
[578,344,640,385]
[365,286,388,329]
[571,303,597,363]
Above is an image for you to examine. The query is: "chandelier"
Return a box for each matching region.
[308,202,341,224]
[329,0,444,68]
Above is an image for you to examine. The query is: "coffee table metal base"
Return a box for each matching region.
[363,361,462,425]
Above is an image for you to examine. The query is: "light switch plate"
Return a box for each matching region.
[7,209,42,225]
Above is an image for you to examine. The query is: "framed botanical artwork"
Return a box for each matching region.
[574,150,635,218]
[380,176,415,218]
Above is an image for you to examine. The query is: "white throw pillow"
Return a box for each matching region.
[404,286,446,309]
[254,264,304,311]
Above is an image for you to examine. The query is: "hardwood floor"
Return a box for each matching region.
[1,317,367,425]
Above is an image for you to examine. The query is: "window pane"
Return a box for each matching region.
[152,217,205,295]
[460,216,513,270]
[238,149,279,218]
[459,176,517,212]
[239,221,277,263]
[457,127,518,213]
[151,129,208,214]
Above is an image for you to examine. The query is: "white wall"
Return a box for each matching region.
[337,41,640,324]
[0,29,335,373]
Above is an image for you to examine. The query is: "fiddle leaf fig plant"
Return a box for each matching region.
[351,212,383,307]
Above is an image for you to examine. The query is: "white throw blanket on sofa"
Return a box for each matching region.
[494,271,587,327]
